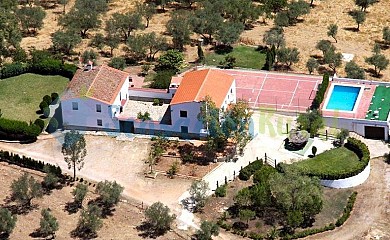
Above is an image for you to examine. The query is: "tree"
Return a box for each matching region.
[216,21,245,46]
[0,10,22,65]
[90,33,105,51]
[219,55,236,69]
[276,47,300,68]
[189,180,210,212]
[39,208,59,238]
[17,6,46,34]
[136,2,156,28]
[11,173,43,207]
[108,57,126,70]
[166,10,192,51]
[143,32,168,60]
[365,46,389,77]
[42,166,59,190]
[75,204,102,238]
[195,220,220,240]
[274,11,289,27]
[191,5,224,44]
[144,202,176,236]
[345,61,365,79]
[234,187,252,208]
[125,34,147,60]
[263,27,285,49]
[0,208,17,237]
[52,29,82,55]
[336,128,349,146]
[223,0,261,25]
[296,109,324,137]
[355,0,375,12]
[108,11,143,41]
[81,49,98,64]
[62,130,87,181]
[383,26,390,46]
[327,24,338,43]
[239,209,256,225]
[286,0,310,25]
[263,0,288,13]
[155,50,184,72]
[351,10,366,31]
[269,169,323,232]
[72,183,88,209]
[95,180,124,208]
[306,58,319,74]
[316,39,335,56]
[59,0,69,14]
[323,49,343,73]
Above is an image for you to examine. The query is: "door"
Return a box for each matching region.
[120,121,134,133]
[364,126,385,140]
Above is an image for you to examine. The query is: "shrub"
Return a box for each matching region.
[312,146,317,156]
[108,57,126,70]
[0,118,41,141]
[215,184,227,197]
[153,99,160,106]
[43,95,52,105]
[311,73,329,110]
[51,92,59,102]
[336,191,358,227]
[239,160,263,181]
[167,161,179,178]
[0,62,28,79]
[253,165,277,184]
[149,70,175,89]
[34,119,45,132]
[39,101,48,112]
[46,118,58,133]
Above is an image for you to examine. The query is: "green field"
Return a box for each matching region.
[291,147,363,177]
[205,45,266,70]
[365,86,390,121]
[0,73,69,122]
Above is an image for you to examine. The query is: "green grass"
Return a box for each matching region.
[365,86,390,121]
[205,45,266,70]
[0,73,69,122]
[291,147,363,176]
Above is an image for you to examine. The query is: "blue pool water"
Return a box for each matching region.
[326,85,361,111]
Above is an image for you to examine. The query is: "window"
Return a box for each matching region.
[96,104,101,112]
[97,119,102,126]
[180,110,187,118]
[72,102,78,110]
[231,88,233,93]
[181,126,188,133]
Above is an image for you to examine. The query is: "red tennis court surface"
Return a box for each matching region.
[222,69,323,113]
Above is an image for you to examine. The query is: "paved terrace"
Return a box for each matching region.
[118,100,169,121]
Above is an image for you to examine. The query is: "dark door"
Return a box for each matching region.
[364,126,385,140]
[120,121,134,133]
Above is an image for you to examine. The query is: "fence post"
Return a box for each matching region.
[326,129,328,140]
[216,180,219,188]
[233,170,236,179]
[286,123,289,134]
[265,153,267,160]
[225,176,227,185]
[274,159,277,168]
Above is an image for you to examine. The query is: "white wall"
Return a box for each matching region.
[221,80,237,110]
[112,76,130,106]
[320,161,370,188]
[170,102,204,134]
[128,88,173,100]
[62,98,119,130]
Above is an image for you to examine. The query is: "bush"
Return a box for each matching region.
[0,62,28,79]
[108,57,126,70]
[149,70,175,89]
[215,184,227,197]
[46,118,58,133]
[51,92,59,102]
[335,191,358,227]
[239,160,263,181]
[0,150,62,176]
[0,118,41,141]
[153,99,160,106]
[253,165,277,184]
[39,101,49,112]
[43,95,52,105]
[34,119,45,132]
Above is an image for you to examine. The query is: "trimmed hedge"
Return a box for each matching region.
[46,118,58,133]
[239,159,263,181]
[34,119,45,132]
[0,62,29,79]
[335,191,358,226]
[311,73,329,110]
[0,150,62,176]
[0,118,41,141]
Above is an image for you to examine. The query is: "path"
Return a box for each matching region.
[305,158,390,240]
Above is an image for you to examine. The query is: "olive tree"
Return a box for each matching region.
[0,208,17,238]
[144,202,176,236]
[62,130,87,181]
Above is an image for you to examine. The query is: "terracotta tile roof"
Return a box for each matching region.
[62,65,129,105]
[170,69,234,107]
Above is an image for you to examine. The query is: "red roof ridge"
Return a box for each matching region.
[194,69,211,102]
[85,66,103,98]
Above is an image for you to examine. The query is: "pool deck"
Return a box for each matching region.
[322,80,376,119]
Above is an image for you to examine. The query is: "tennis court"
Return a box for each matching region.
[222,69,323,113]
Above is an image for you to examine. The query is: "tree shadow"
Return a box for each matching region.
[343,27,359,32]
[70,227,98,240]
[180,197,195,212]
[29,229,55,239]
[3,203,38,215]
[87,199,116,218]
[212,45,233,55]
[317,66,333,75]
[64,201,80,214]
[136,222,169,239]
[364,68,382,78]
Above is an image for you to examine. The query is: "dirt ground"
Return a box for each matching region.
[19,0,390,80]
[0,164,182,240]
[0,135,193,210]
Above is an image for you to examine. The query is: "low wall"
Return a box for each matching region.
[320,161,370,188]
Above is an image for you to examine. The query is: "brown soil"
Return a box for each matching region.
[0,163,181,240]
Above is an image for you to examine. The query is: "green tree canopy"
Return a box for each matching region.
[62,130,87,180]
[323,49,343,73]
[189,180,210,212]
[355,0,376,12]
[155,50,184,72]
[75,204,102,238]
[351,10,366,31]
[166,10,192,51]
[135,2,156,28]
[327,23,338,43]
[95,180,124,208]
[195,220,220,240]
[316,39,335,56]
[108,57,127,70]
[17,6,46,34]
[144,202,176,236]
[345,61,365,79]
[0,208,17,237]
[39,208,59,238]
[108,11,143,41]
[216,21,244,46]
[263,27,285,49]
[11,173,43,207]
[365,45,389,77]
[52,29,82,55]
[306,57,319,74]
[296,109,324,137]
[277,47,300,68]
[383,26,390,45]
[191,4,224,44]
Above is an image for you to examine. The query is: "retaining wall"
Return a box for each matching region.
[320,161,370,188]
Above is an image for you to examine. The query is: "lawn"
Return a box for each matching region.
[291,147,363,177]
[0,73,69,122]
[205,45,266,69]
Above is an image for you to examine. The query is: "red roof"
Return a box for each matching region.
[62,65,129,105]
[170,69,234,107]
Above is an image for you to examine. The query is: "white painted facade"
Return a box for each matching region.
[320,161,371,188]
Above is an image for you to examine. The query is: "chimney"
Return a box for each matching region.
[84,60,93,71]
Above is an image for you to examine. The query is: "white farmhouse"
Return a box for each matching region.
[61,64,130,131]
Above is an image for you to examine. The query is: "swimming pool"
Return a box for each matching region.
[325,85,361,111]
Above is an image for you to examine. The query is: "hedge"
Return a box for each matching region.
[239,159,263,181]
[0,62,29,79]
[0,118,41,141]
[46,118,58,133]
[34,119,45,132]
[0,150,62,176]
[335,191,358,226]
[311,73,329,110]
